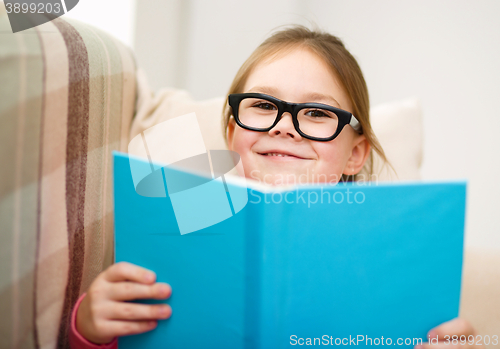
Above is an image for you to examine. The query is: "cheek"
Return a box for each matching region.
[313,140,351,174]
[229,128,263,179]
[229,127,256,155]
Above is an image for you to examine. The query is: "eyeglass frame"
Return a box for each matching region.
[228,93,362,142]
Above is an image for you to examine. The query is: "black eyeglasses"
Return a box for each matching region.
[228,93,362,142]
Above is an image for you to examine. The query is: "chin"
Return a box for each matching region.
[245,169,310,186]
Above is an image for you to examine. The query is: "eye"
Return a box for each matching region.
[253,102,277,111]
[305,109,330,118]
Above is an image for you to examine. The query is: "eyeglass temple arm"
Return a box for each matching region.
[349,115,362,134]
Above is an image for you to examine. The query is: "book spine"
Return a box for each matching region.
[242,190,263,349]
[259,198,288,349]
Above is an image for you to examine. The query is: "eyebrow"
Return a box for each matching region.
[246,86,342,108]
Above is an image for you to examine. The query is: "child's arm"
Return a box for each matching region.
[419,318,478,349]
[74,262,172,345]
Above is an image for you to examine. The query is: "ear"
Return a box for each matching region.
[227,117,236,150]
[343,134,371,175]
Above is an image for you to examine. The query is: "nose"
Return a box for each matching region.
[268,112,302,140]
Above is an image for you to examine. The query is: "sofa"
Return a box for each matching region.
[0,6,498,349]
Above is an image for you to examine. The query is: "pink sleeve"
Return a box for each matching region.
[69,293,118,349]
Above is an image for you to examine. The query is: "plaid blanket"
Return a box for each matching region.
[0,5,136,348]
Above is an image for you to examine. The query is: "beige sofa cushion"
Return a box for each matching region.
[461,247,500,340]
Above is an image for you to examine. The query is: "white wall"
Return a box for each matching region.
[134,0,312,93]
[134,0,500,251]
[63,0,136,47]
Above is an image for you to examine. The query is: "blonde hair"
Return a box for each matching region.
[222,25,389,179]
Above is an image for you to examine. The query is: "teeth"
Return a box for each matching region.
[266,152,288,157]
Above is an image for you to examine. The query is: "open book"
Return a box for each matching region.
[113,151,466,349]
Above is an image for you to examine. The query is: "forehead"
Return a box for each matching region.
[243,46,352,111]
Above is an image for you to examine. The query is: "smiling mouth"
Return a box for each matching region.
[258,152,311,159]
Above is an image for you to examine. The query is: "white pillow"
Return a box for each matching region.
[366,98,423,181]
[130,71,422,182]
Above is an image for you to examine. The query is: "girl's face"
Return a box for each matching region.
[227,47,369,185]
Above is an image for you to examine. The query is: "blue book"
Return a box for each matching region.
[113,151,466,349]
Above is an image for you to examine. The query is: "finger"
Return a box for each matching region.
[108,302,172,321]
[428,318,475,340]
[109,282,172,301]
[99,319,159,338]
[103,262,156,284]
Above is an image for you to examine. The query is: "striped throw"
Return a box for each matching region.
[0,5,136,349]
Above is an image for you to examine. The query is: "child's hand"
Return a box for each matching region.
[417,318,477,348]
[76,262,172,344]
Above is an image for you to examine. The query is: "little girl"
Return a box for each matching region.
[70,26,478,349]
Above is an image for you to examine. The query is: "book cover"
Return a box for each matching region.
[113,151,466,349]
